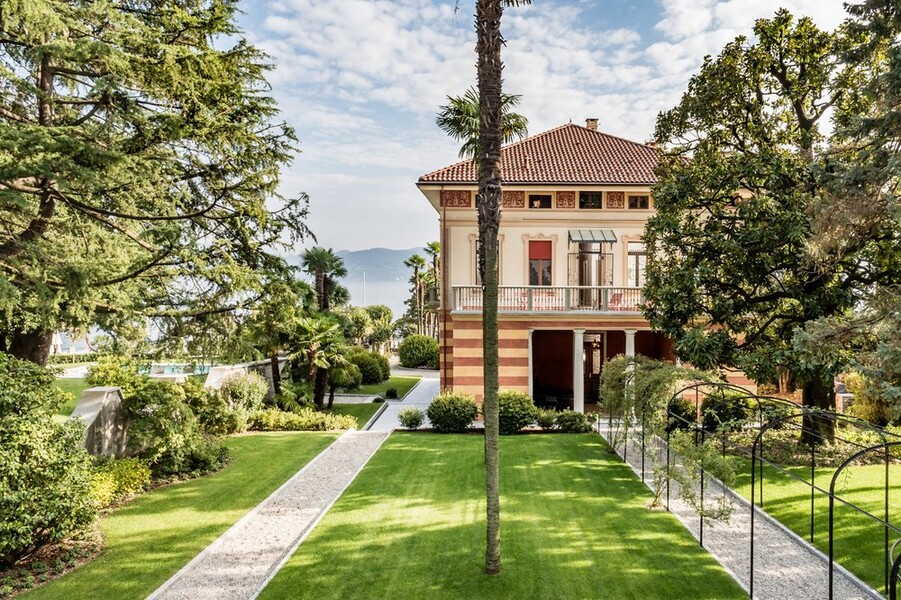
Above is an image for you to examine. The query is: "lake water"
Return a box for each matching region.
[343,278,410,319]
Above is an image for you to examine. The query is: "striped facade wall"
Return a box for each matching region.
[439,311,653,400]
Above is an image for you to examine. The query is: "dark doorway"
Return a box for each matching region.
[583,333,604,406]
[532,330,573,409]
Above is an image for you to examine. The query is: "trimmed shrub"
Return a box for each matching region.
[537,409,557,430]
[373,352,390,381]
[348,347,388,385]
[498,390,538,435]
[426,392,478,433]
[90,458,151,509]
[0,353,95,566]
[556,410,593,433]
[248,408,358,431]
[385,387,398,399]
[397,407,424,430]
[398,334,439,369]
[220,371,268,414]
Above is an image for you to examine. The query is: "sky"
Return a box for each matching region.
[234,0,848,254]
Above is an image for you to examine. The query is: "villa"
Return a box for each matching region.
[417,119,681,412]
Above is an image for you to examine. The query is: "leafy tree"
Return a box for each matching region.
[436,87,529,160]
[472,0,531,576]
[364,304,394,352]
[794,0,901,424]
[243,276,314,395]
[644,11,901,442]
[0,0,311,365]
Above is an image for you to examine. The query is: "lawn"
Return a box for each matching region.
[25,432,338,600]
[732,460,901,593]
[329,403,382,426]
[52,378,91,418]
[353,375,421,398]
[260,433,745,599]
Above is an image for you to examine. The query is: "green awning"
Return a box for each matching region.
[568,229,617,244]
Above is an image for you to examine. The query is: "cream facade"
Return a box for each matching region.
[417,122,675,412]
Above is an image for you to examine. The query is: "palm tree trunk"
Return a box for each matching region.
[477,0,503,576]
[313,368,329,409]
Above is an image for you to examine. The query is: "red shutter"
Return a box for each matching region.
[529,240,551,260]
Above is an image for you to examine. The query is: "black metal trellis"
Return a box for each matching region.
[606,379,901,599]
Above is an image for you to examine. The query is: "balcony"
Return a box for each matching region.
[450,286,644,314]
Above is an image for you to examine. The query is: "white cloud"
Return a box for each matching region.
[238,0,850,251]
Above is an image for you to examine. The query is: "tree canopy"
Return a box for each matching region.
[435,86,528,161]
[0,0,311,363]
[643,10,901,437]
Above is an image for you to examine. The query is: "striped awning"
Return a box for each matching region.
[568,229,617,244]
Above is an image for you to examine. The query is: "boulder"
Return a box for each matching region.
[70,386,129,458]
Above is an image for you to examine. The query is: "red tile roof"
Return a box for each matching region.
[418,123,660,185]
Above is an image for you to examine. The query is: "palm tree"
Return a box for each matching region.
[301,247,347,311]
[474,0,531,576]
[404,254,427,334]
[294,315,347,409]
[424,241,441,337]
[436,87,529,161]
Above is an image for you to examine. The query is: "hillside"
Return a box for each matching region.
[287,247,423,281]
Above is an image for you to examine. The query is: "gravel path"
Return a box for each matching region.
[367,370,439,432]
[147,430,389,600]
[598,422,881,599]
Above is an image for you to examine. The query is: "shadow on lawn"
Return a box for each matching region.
[261,433,744,600]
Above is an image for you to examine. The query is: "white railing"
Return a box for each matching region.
[451,286,644,313]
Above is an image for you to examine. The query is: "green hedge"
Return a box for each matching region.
[248,408,358,431]
[0,354,95,566]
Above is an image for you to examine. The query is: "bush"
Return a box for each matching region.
[385,387,398,399]
[397,407,424,430]
[348,347,388,385]
[88,358,230,477]
[666,397,697,432]
[498,390,538,435]
[0,353,95,566]
[701,391,751,433]
[426,392,478,433]
[248,408,358,431]
[556,410,593,433]
[398,334,439,369]
[537,409,557,430]
[90,458,151,509]
[182,379,244,436]
[86,355,145,397]
[220,371,268,414]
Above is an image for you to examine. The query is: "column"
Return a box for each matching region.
[528,329,534,398]
[573,329,585,413]
[625,329,637,414]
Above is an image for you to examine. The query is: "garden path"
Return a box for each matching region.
[147,429,389,600]
[598,422,882,600]
[366,367,439,432]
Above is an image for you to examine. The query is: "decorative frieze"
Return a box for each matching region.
[440,190,472,208]
[502,190,525,208]
[555,191,575,209]
[606,191,625,209]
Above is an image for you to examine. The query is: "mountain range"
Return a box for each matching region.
[288,247,423,281]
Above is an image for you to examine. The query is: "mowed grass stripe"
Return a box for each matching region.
[260,433,745,600]
[25,432,338,600]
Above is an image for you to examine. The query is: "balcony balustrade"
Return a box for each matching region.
[450,285,644,313]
